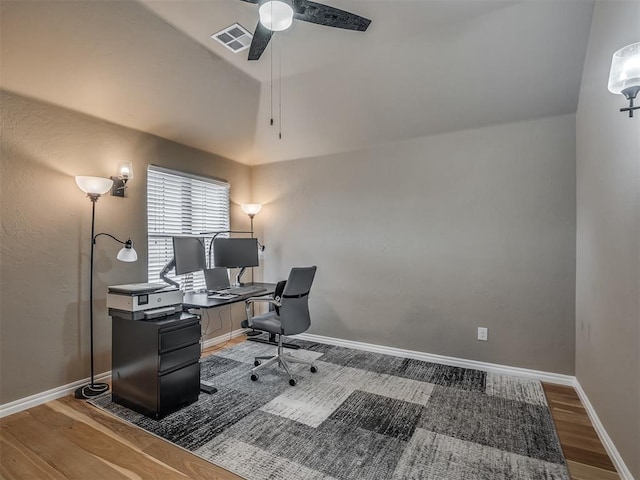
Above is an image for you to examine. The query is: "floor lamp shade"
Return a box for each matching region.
[241,204,262,217]
[75,176,113,195]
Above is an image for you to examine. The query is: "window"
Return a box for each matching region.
[147,165,230,291]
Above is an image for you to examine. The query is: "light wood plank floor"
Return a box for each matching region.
[1,339,621,479]
[542,383,620,480]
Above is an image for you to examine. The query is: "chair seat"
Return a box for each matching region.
[251,311,283,335]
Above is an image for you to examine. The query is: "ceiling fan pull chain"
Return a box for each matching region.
[279,33,283,140]
[270,27,274,126]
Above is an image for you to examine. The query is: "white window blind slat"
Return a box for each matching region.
[147,166,230,291]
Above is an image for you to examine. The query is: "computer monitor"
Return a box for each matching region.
[213,238,259,268]
[173,236,206,275]
[213,238,259,285]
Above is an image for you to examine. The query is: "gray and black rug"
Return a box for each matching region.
[92,338,569,480]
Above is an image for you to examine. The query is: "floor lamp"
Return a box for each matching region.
[74,176,138,399]
[241,204,263,337]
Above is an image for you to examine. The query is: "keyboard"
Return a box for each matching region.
[207,292,238,300]
[211,286,268,296]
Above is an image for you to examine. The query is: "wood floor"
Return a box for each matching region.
[1,339,621,480]
[542,383,620,480]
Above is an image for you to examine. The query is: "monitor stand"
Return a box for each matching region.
[159,258,180,288]
[234,267,247,286]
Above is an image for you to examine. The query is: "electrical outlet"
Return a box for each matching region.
[477,327,488,341]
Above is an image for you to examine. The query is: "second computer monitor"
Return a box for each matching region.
[213,238,259,269]
[173,236,206,275]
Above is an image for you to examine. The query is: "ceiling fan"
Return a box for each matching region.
[239,0,371,60]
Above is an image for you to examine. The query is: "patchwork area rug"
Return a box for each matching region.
[92,338,569,480]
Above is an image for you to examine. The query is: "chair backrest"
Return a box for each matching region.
[279,266,317,336]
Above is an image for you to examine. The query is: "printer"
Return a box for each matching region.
[107,283,184,320]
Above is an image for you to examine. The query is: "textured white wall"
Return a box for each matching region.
[253,114,577,374]
[575,2,640,477]
[0,92,252,404]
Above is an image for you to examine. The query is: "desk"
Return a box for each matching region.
[183,282,300,351]
[182,282,275,309]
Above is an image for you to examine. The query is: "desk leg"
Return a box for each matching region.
[200,383,217,394]
[247,334,300,350]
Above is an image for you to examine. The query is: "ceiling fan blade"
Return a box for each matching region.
[294,1,371,31]
[248,21,273,61]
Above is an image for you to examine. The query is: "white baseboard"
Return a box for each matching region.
[202,327,249,349]
[0,371,112,419]
[573,380,635,480]
[0,328,249,419]
[295,333,575,385]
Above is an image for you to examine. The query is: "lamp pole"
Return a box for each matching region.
[75,194,110,399]
[249,214,255,282]
[74,185,137,399]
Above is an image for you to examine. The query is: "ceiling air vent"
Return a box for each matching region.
[211,23,253,53]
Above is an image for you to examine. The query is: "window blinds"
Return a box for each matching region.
[147,165,230,291]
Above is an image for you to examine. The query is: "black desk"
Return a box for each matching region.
[182,282,275,309]
[183,282,300,351]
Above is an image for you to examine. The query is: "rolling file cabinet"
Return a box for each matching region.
[111,312,201,419]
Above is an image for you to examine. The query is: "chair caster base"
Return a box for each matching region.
[310,366,317,373]
[289,378,296,386]
[251,374,258,381]
[254,360,261,366]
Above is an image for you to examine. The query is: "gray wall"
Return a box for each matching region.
[0,92,252,404]
[575,2,640,478]
[252,114,577,374]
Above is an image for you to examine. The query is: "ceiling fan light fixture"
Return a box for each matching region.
[259,0,294,32]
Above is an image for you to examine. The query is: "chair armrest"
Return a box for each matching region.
[245,297,281,306]
[244,297,281,328]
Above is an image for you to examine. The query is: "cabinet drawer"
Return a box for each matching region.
[159,324,200,352]
[159,361,200,413]
[159,343,200,374]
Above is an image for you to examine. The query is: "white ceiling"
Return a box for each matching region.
[1,0,595,165]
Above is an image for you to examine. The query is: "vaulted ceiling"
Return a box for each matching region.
[1,0,594,165]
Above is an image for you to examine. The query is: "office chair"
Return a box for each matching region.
[244,266,317,386]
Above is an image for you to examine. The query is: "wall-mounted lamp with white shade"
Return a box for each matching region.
[111,161,134,197]
[608,42,640,118]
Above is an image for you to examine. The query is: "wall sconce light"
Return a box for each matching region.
[111,161,134,197]
[74,175,137,399]
[608,42,640,118]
